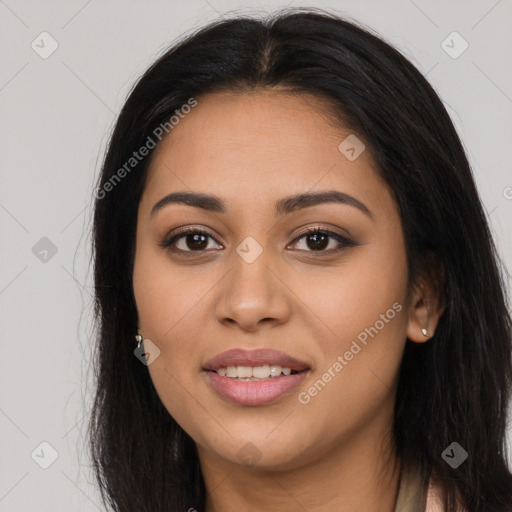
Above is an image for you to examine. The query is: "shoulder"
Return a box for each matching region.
[425,477,444,512]
[425,476,465,512]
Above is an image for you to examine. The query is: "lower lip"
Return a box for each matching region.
[205,370,309,406]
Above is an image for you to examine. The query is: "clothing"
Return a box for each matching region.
[393,465,451,512]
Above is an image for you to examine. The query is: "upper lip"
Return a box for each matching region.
[203,348,310,372]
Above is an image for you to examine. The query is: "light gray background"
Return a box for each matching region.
[1,1,511,510]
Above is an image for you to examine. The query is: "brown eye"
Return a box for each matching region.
[289,228,355,254]
[303,231,330,251]
[160,228,222,254]
[179,232,209,251]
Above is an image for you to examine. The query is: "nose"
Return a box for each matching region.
[214,247,292,332]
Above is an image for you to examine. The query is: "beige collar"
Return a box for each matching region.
[393,464,429,512]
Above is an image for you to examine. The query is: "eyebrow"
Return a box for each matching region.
[150,190,373,220]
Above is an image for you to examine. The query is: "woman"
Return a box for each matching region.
[89,7,512,511]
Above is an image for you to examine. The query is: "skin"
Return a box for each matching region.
[132,89,444,511]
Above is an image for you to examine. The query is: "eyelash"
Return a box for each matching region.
[159,226,356,257]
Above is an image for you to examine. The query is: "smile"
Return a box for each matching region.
[205,367,309,406]
[215,365,295,379]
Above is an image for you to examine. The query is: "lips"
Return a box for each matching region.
[203,348,311,406]
[203,348,310,372]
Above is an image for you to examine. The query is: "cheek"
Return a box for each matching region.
[133,241,208,342]
[293,296,407,452]
[132,246,214,384]
[133,252,210,434]
[289,242,408,351]
[290,241,408,413]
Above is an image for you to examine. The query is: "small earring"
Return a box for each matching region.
[421,328,429,337]
[135,333,143,348]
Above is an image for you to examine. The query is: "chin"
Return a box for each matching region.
[203,431,312,471]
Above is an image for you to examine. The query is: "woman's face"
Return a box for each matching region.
[133,90,422,472]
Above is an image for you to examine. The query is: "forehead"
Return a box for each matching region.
[142,90,392,218]
[149,89,357,167]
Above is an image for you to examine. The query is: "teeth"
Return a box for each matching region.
[237,366,253,378]
[225,366,237,378]
[216,365,295,379]
[252,365,270,378]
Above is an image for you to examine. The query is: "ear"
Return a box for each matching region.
[406,252,446,343]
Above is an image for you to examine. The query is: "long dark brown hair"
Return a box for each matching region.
[88,7,512,511]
